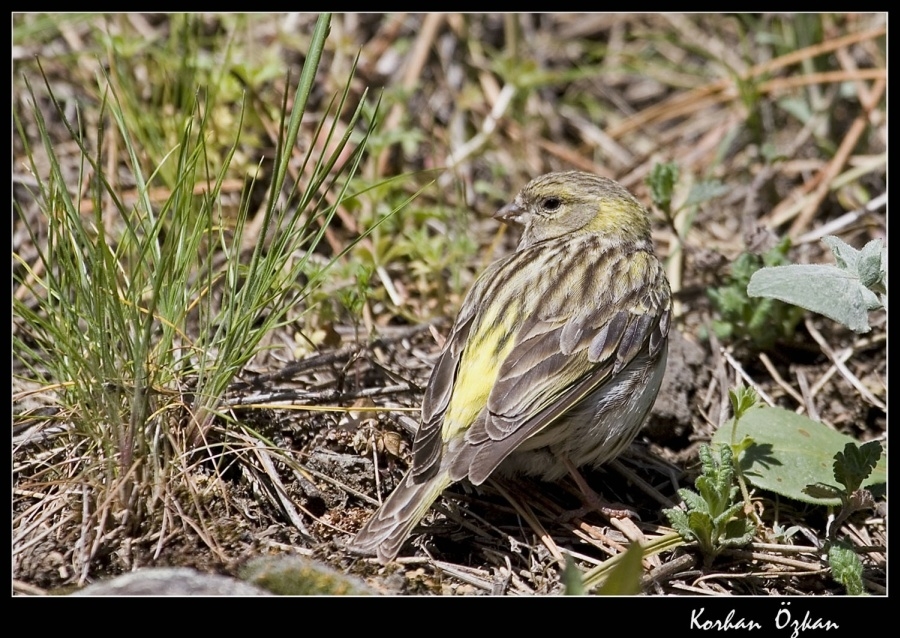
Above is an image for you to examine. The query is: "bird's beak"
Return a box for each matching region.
[494,200,525,225]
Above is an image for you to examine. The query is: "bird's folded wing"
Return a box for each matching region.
[463,267,670,484]
[411,249,670,487]
[410,305,477,481]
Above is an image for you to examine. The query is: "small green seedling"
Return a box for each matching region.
[708,237,805,349]
[664,444,756,567]
[803,440,883,595]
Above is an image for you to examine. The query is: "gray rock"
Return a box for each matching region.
[72,567,272,596]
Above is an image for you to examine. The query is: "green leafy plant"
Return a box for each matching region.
[712,407,886,506]
[646,161,680,216]
[13,13,381,563]
[805,440,884,508]
[712,413,884,594]
[664,444,756,567]
[739,235,884,594]
[725,386,762,523]
[747,235,886,333]
[803,440,883,595]
[561,554,585,595]
[707,237,806,348]
[579,531,684,593]
[827,541,866,596]
[646,161,729,239]
[336,263,375,330]
[727,385,760,449]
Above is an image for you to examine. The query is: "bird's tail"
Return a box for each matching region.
[350,470,452,563]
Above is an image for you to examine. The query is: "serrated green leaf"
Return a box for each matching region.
[722,519,756,547]
[717,501,745,525]
[646,162,679,211]
[664,507,692,538]
[686,511,711,533]
[747,296,778,333]
[679,489,708,514]
[712,406,886,506]
[762,236,793,266]
[698,444,714,472]
[717,288,745,314]
[828,542,865,595]
[689,511,714,543]
[711,503,744,535]
[834,440,883,492]
[731,252,763,281]
[717,448,735,505]
[747,263,877,332]
[729,387,759,419]
[696,475,727,516]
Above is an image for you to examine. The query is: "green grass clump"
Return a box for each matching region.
[13,13,380,570]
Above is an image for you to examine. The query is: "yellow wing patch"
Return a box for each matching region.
[442,302,517,443]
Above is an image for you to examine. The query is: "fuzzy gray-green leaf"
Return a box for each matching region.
[821,235,859,271]
[856,238,885,290]
[747,264,877,332]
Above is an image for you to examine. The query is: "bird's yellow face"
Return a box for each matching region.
[495,171,652,249]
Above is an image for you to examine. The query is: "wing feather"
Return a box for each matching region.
[464,249,670,482]
[411,308,476,480]
[412,239,670,489]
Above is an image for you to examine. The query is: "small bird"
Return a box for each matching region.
[351,171,671,562]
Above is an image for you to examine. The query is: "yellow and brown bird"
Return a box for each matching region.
[352,171,671,562]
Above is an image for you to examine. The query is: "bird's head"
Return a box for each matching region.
[494,171,652,249]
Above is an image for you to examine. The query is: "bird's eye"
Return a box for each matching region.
[541,196,561,211]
